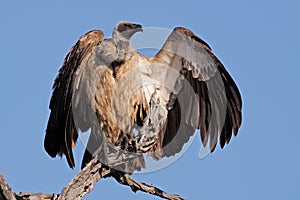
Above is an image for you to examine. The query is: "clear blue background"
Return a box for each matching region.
[0,0,299,199]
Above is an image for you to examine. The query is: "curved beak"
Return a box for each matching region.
[132,23,143,33]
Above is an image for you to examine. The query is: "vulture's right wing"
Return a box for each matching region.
[44,30,104,168]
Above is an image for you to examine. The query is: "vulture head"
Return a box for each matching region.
[113,21,143,40]
[111,21,143,62]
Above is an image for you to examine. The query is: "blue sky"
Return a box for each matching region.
[0,0,299,199]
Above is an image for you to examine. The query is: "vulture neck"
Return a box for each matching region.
[112,31,134,62]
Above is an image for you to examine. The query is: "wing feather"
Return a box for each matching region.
[44,30,104,168]
[151,27,242,158]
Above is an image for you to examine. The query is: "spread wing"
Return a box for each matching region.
[44,30,104,168]
[150,27,242,158]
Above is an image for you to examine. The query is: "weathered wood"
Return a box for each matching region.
[58,158,110,200]
[113,172,184,200]
[16,192,58,200]
[1,159,184,200]
[0,96,185,200]
[0,173,16,200]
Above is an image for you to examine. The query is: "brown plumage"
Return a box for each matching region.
[44,21,242,171]
[44,30,104,168]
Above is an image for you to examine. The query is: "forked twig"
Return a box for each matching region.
[112,172,184,200]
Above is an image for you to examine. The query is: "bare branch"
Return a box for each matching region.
[16,192,58,200]
[59,158,110,200]
[1,156,185,200]
[0,90,185,200]
[0,158,111,200]
[0,173,16,200]
[112,172,185,200]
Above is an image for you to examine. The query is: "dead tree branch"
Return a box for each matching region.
[0,91,184,200]
[0,173,16,200]
[58,158,110,200]
[1,158,184,200]
[112,172,184,200]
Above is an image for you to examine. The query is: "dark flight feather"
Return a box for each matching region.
[150,27,242,158]
[44,30,104,168]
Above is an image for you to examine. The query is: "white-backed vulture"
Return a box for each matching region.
[44,21,242,173]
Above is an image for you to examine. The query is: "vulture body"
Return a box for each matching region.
[44,21,242,172]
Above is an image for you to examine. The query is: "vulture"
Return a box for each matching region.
[44,21,242,172]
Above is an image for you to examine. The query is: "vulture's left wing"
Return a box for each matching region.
[150,27,242,159]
